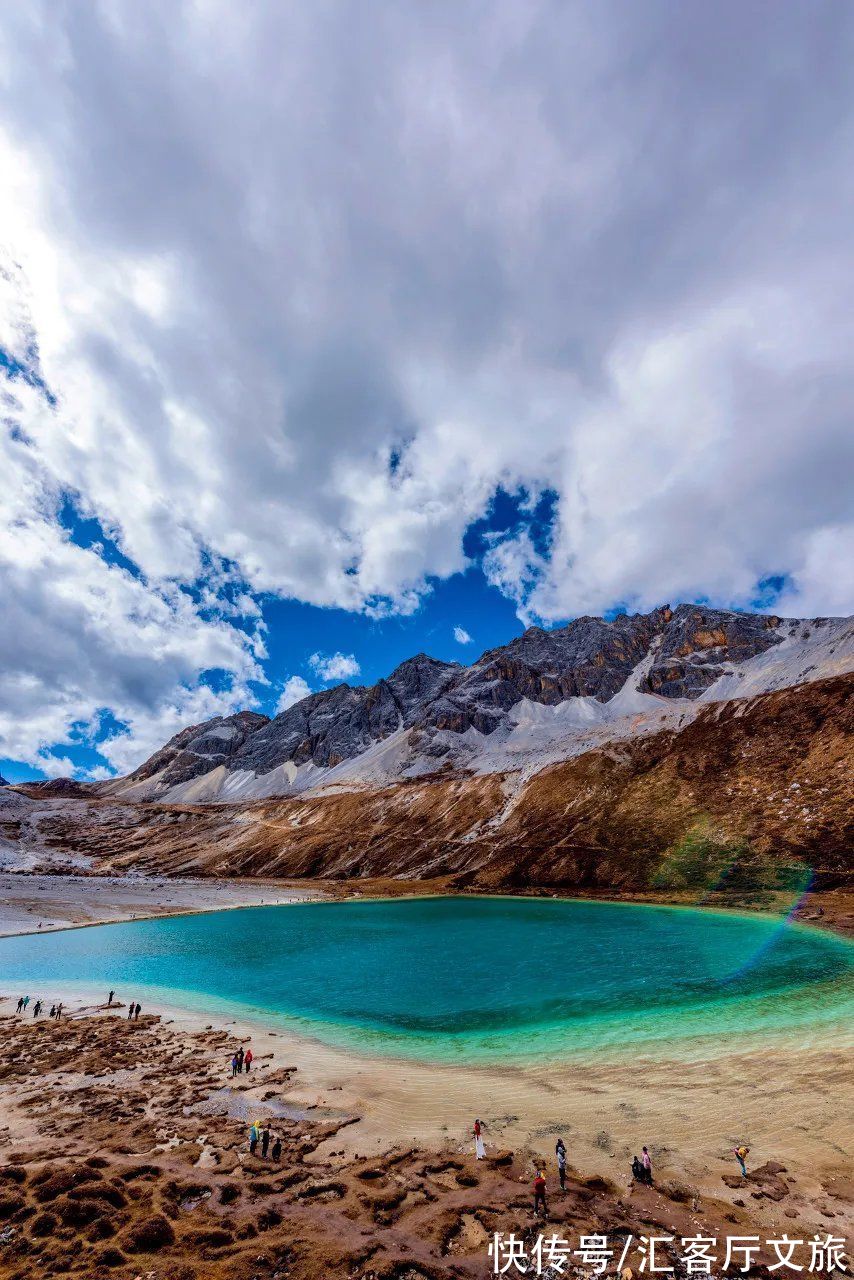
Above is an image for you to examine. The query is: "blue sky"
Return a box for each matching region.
[0,487,533,782]
[1,2,852,783]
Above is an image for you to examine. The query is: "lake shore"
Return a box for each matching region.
[0,997,851,1280]
[1,869,852,941]
[0,873,324,937]
[5,971,852,1235]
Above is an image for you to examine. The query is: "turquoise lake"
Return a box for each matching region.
[2,896,853,1063]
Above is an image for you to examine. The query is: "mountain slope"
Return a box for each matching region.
[97,604,853,804]
[12,674,852,893]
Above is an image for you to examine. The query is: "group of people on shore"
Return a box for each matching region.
[230,1046,253,1076]
[473,1120,751,1216]
[15,995,63,1019]
[247,1119,282,1162]
[13,991,142,1021]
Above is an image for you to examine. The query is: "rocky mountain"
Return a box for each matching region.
[9,673,852,895]
[94,603,854,805]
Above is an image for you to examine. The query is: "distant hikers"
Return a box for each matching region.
[249,1121,260,1155]
[32,1000,42,1018]
[236,1046,244,1073]
[734,1144,750,1177]
[555,1137,567,1190]
[244,1048,253,1073]
[271,1135,282,1162]
[108,990,114,1006]
[134,1003,141,1020]
[261,1124,271,1158]
[231,1054,239,1077]
[473,1118,485,1160]
[55,1003,63,1020]
[49,1005,56,1019]
[15,997,23,1014]
[533,1168,548,1217]
[22,996,29,1011]
[127,1002,134,1020]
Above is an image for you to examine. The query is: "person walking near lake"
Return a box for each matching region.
[49,1005,56,1019]
[33,1000,42,1018]
[134,1002,141,1020]
[733,1145,750,1178]
[641,1147,653,1184]
[236,1046,244,1073]
[127,1001,134,1020]
[556,1137,567,1190]
[533,1168,548,1217]
[55,1002,63,1020]
[108,990,114,1006]
[22,996,29,1011]
[261,1124,271,1158]
[473,1119,485,1160]
[15,997,23,1014]
[244,1048,253,1073]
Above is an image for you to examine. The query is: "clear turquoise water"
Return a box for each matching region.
[2,896,852,1064]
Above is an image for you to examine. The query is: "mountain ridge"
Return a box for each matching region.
[90,602,853,805]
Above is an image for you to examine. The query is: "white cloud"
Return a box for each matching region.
[0,1,852,775]
[308,652,361,683]
[453,625,473,645]
[276,675,313,713]
[84,764,115,782]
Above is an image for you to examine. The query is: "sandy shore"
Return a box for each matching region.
[0,872,323,936]
[8,974,853,1243]
[0,999,851,1280]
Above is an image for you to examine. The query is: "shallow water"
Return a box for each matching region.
[2,896,852,1063]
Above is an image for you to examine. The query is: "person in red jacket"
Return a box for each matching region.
[533,1168,547,1217]
[244,1048,253,1073]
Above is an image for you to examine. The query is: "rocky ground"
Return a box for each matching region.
[1,1006,850,1280]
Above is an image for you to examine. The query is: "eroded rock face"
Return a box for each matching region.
[644,605,781,697]
[112,710,270,791]
[101,605,812,794]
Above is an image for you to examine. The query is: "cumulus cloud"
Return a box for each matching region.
[276,675,313,713]
[308,652,361,683]
[453,625,473,645]
[1,1,853,772]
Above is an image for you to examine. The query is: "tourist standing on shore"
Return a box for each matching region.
[641,1147,653,1184]
[49,1005,56,1018]
[555,1138,567,1190]
[55,1002,62,1020]
[533,1168,548,1217]
[22,996,29,1011]
[231,1054,239,1077]
[261,1125,271,1158]
[108,990,114,1005]
[127,1001,134,1020]
[249,1121,259,1155]
[272,1135,282,1161]
[733,1144,750,1177]
[244,1048,253,1073]
[134,1003,141,1020]
[473,1118,485,1160]
[236,1046,244,1073]
[33,1000,42,1018]
[16,997,23,1013]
